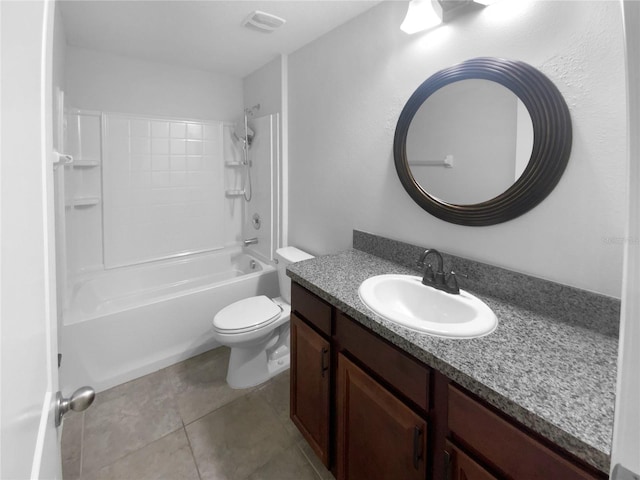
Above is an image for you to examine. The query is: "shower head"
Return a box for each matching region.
[234,104,259,147]
[233,122,254,146]
[245,104,261,116]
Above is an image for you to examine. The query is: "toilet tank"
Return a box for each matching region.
[275,247,314,304]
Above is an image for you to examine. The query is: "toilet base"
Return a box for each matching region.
[226,326,291,389]
[226,350,290,389]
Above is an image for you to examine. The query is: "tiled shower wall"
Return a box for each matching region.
[103,115,225,267]
[62,111,279,284]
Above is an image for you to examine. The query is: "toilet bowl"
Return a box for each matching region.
[212,246,313,389]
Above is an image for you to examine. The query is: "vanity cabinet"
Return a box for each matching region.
[290,282,606,480]
[290,313,331,465]
[290,283,333,466]
[291,283,431,479]
[337,353,427,480]
[446,385,604,480]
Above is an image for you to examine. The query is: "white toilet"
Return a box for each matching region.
[212,246,314,389]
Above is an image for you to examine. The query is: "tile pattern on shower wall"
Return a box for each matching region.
[103,115,225,268]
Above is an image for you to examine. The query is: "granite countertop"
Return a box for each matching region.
[287,248,618,473]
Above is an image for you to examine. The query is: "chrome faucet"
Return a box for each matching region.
[417,249,460,295]
[243,237,258,246]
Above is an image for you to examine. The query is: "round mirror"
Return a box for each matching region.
[394,57,572,226]
[406,79,534,205]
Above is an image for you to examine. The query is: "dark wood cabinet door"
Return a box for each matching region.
[448,386,605,480]
[336,353,427,480]
[290,313,331,466]
[445,441,498,480]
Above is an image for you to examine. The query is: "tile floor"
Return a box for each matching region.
[61,347,334,480]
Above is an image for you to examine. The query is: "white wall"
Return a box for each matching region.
[243,56,282,117]
[288,1,627,298]
[66,46,242,121]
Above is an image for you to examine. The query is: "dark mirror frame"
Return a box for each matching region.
[393,57,572,226]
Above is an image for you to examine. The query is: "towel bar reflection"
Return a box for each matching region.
[409,154,454,168]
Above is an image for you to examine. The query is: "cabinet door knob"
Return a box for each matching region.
[413,426,423,469]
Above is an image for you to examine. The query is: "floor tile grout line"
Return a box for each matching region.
[79,425,186,478]
[182,422,203,480]
[239,380,316,480]
[184,375,296,480]
[241,439,295,480]
[180,385,257,428]
[259,390,298,442]
[253,378,305,450]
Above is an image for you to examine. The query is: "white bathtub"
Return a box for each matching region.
[60,247,279,393]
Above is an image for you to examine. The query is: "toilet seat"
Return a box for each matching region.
[213,295,283,334]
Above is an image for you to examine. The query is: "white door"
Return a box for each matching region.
[0,0,62,478]
[611,1,640,479]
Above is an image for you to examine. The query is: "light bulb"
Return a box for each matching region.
[400,0,442,35]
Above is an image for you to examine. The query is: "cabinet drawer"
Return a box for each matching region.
[336,312,430,411]
[448,385,604,480]
[291,283,332,336]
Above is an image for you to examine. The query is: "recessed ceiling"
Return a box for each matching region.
[59,1,383,78]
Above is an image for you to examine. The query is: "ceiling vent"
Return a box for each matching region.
[242,10,286,33]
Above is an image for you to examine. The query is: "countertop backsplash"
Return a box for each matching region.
[353,230,621,338]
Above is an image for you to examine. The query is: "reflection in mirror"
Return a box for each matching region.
[406,79,534,205]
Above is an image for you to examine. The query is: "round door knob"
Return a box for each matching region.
[55,386,95,427]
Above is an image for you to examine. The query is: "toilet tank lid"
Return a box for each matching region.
[275,246,314,263]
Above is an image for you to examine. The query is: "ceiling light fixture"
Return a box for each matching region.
[401,0,500,35]
[400,0,443,35]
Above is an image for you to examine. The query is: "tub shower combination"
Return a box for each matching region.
[61,248,279,392]
[59,108,280,393]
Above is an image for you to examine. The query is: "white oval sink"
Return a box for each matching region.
[358,274,497,338]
